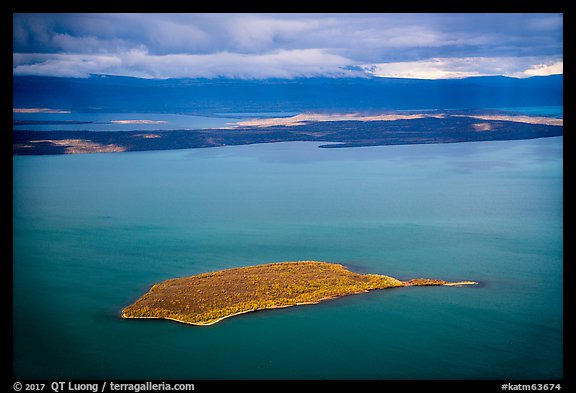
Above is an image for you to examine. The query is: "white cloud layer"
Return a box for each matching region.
[13,51,563,80]
[363,57,564,79]
[13,48,358,79]
[514,61,563,77]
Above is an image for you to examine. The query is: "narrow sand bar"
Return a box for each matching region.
[230,112,562,128]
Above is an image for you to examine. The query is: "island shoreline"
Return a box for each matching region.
[13,111,562,155]
[121,263,478,326]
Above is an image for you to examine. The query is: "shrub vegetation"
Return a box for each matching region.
[122,261,474,325]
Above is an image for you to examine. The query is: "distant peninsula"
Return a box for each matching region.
[122,261,477,326]
[13,110,562,155]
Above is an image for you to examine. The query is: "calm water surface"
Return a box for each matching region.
[13,137,563,379]
[12,112,242,131]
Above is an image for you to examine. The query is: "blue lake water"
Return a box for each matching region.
[488,106,563,118]
[12,112,243,131]
[13,137,563,379]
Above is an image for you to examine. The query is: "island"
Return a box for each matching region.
[13,110,562,155]
[122,261,477,326]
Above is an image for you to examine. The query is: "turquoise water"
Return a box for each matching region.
[488,106,563,117]
[13,137,563,379]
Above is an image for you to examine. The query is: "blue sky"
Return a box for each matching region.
[13,13,563,79]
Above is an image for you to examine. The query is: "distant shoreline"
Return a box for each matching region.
[13,110,563,155]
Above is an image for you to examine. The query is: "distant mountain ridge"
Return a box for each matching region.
[13,74,563,114]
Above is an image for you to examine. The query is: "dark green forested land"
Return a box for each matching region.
[13,114,562,155]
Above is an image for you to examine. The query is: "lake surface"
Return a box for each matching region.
[12,112,299,132]
[12,112,243,131]
[13,137,563,379]
[488,105,563,117]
